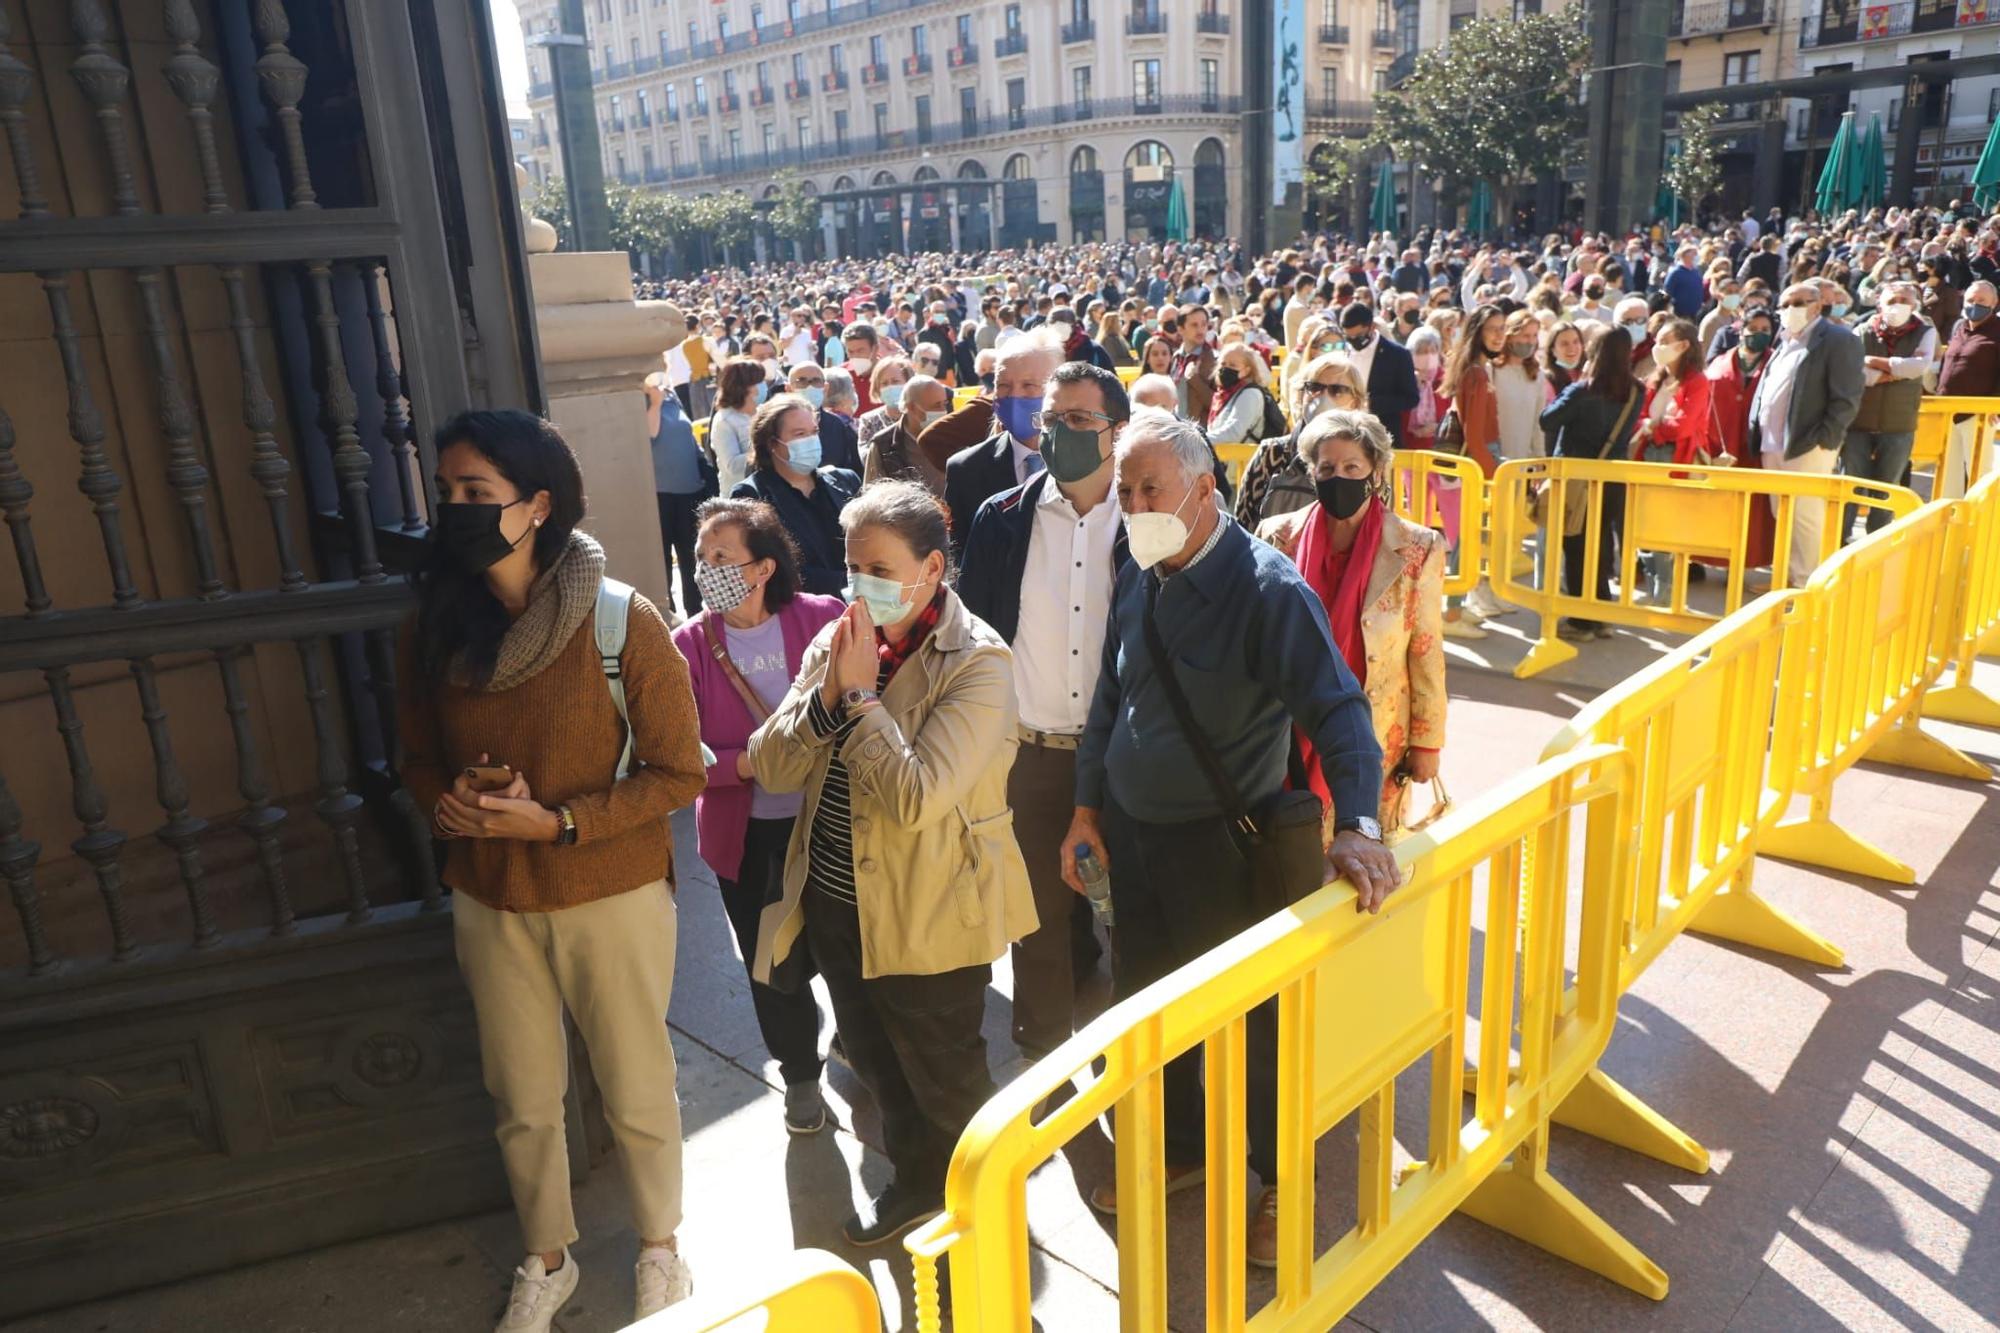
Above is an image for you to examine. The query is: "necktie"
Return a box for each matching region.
[1022,450,1045,482]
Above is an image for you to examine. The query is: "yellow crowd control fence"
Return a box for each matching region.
[1909,395,1999,497]
[1488,457,1919,679]
[1387,450,1487,598]
[630,1248,877,1332]
[1924,469,2000,728]
[1759,498,1991,883]
[907,745,1668,1332]
[1535,590,1841,1173]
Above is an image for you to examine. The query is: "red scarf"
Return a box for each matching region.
[1207,376,1251,424]
[1291,499,1384,807]
[875,587,944,681]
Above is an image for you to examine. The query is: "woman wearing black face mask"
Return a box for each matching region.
[1253,409,1447,831]
[399,411,708,1327]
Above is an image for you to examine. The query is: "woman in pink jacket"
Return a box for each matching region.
[672,498,844,1136]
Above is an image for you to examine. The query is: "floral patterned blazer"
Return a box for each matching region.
[1255,504,1447,827]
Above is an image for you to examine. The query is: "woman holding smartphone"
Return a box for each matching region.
[398,410,707,1333]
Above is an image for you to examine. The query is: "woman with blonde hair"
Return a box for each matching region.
[1234,351,1366,526]
[853,355,914,450]
[1209,342,1279,445]
[1255,409,1446,828]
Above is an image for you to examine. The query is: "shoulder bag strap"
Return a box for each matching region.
[1140,583,1257,837]
[595,579,636,779]
[1598,386,1641,460]
[700,613,773,723]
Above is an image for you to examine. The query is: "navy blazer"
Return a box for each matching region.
[956,474,1129,644]
[1362,337,1422,447]
[816,410,862,474]
[729,465,861,596]
[944,432,1024,560]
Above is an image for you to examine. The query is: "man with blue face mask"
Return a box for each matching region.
[958,362,1132,1067]
[787,362,860,474]
[943,331,1061,561]
[1062,407,1395,1271]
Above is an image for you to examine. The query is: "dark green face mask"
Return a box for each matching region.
[1043,417,1107,484]
[1742,331,1774,354]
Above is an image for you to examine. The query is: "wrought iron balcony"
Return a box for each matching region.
[716,91,739,112]
[948,43,978,67]
[994,31,1028,57]
[748,85,772,107]
[693,97,710,115]
[861,61,889,85]
[1372,27,1395,47]
[1127,11,1168,36]
[661,104,680,122]
[1320,23,1350,43]
[821,69,849,91]
[903,52,932,76]
[1062,19,1095,43]
[1673,0,1771,37]
[1798,0,1981,47]
[528,80,552,98]
[1197,12,1230,34]
[785,79,810,100]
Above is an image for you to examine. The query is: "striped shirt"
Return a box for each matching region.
[803,664,887,905]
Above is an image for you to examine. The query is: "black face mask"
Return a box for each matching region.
[433,499,529,572]
[1316,474,1373,520]
[1217,367,1242,390]
[1345,330,1373,351]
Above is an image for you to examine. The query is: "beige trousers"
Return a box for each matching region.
[453,881,683,1253]
[1764,444,1838,587]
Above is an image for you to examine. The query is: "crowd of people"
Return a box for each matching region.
[406,197,2000,1331]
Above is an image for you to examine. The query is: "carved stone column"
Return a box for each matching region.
[525,245,687,616]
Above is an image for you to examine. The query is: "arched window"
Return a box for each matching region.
[957,159,988,180]
[1003,153,1032,181]
[1195,138,1225,171]
[833,175,856,192]
[913,165,941,182]
[872,169,898,186]
[1069,145,1099,175]
[1124,140,1173,173]
[800,179,819,195]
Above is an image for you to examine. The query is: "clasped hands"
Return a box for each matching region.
[434,753,561,842]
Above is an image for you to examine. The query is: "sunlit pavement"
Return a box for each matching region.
[11,640,1999,1333]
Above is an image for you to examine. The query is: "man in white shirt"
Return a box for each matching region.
[1751,282,1866,584]
[781,307,818,367]
[956,361,1130,1061]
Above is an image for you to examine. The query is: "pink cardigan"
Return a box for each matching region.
[672,593,845,882]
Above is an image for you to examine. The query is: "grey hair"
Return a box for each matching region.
[1117,406,1212,484]
[902,373,944,405]
[992,327,1064,374]
[1967,279,1999,302]
[1297,408,1393,482]
[823,367,858,410]
[1129,372,1178,410]
[1780,281,1823,309]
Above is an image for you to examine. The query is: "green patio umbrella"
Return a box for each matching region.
[1369,159,1398,236]
[1972,113,2000,210]
[1467,179,1492,236]
[1657,140,1682,227]
[1857,113,1887,210]
[1164,174,1189,241]
[1814,110,1859,217]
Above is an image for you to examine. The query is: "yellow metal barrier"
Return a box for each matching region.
[630,1248,878,1331]
[1909,396,2000,497]
[1760,499,1991,882]
[692,418,709,447]
[1489,457,1919,679]
[1213,441,1256,489]
[1115,365,1142,387]
[907,744,1665,1331]
[1924,469,2000,727]
[1537,591,1841,1173]
[952,385,983,409]
[1388,451,1486,599]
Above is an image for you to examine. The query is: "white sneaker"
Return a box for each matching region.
[634,1244,693,1320]
[497,1250,578,1333]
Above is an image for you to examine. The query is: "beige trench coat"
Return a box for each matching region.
[747,588,1038,981]
[1255,504,1447,827]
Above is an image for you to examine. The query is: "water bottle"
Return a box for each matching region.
[1074,844,1114,928]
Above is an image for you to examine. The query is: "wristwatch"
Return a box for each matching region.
[840,686,878,712]
[1334,815,1384,842]
[554,804,578,846]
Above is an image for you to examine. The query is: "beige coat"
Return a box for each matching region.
[747,589,1037,981]
[1255,504,1447,827]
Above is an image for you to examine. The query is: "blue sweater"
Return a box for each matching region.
[1663,263,1706,319]
[1076,518,1382,827]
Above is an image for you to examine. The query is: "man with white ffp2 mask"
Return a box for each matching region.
[1061,407,1396,1272]
[1749,282,1865,585]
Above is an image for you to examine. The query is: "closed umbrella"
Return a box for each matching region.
[1972,112,2000,210]
[1468,179,1492,236]
[1369,158,1398,236]
[1814,110,1858,217]
[1858,113,1887,210]
[1164,174,1190,241]
[1657,139,1682,227]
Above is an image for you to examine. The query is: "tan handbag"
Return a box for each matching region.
[700,615,774,722]
[1386,776,1454,844]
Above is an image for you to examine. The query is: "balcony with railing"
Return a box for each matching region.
[1062,19,1096,43]
[903,52,932,76]
[748,85,773,108]
[716,91,740,113]
[994,31,1028,57]
[1320,23,1350,43]
[1671,0,1771,36]
[635,109,652,127]
[693,97,710,116]
[607,115,625,132]
[785,79,810,100]
[1197,11,1231,34]
[861,61,889,85]
[948,42,978,67]
[1306,96,1376,125]
[1800,0,1981,47]
[1387,49,1416,84]
[528,79,552,98]
[821,69,849,91]
[1127,9,1168,36]
[1372,27,1395,46]
[661,104,680,123]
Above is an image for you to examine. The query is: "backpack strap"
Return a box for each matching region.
[595,578,636,780]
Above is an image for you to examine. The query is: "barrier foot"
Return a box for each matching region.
[1688,883,1845,969]
[1864,719,1992,781]
[1549,1068,1709,1174]
[1761,816,1915,885]
[1456,1154,1670,1301]
[1514,633,1578,681]
[1923,680,2000,730]
[1977,623,2000,659]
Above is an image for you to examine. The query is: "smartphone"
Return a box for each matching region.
[461,763,514,793]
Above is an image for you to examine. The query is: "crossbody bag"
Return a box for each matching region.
[699,614,774,722]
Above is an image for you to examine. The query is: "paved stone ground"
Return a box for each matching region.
[11,635,1999,1333]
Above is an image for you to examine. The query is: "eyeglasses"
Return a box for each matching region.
[1046,408,1114,431]
[1305,382,1358,398]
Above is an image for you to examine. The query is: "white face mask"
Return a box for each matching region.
[1882,302,1914,326]
[1125,479,1204,571]
[1781,305,1815,335]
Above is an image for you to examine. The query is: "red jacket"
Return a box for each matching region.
[1637,369,1717,465]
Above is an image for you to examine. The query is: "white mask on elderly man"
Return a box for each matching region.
[1126,481,1204,571]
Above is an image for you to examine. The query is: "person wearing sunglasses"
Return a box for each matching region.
[1747,282,1865,586]
[1233,352,1368,530]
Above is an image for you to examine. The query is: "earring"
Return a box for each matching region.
[533,518,542,527]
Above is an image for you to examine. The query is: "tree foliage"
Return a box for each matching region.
[766,172,821,243]
[1663,101,1727,218]
[690,191,755,249]
[1304,138,1366,207]
[1367,4,1588,206]
[526,176,757,258]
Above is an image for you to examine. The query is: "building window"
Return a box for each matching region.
[752,3,765,30]
[763,123,776,153]
[796,116,812,147]
[600,45,612,70]
[693,75,707,111]
[1007,76,1026,128]
[718,15,732,42]
[793,53,807,82]
[615,150,626,176]
[830,42,845,72]
[1201,58,1218,103]
[687,21,698,49]
[1073,0,1091,20]
[916,94,933,141]
[1722,51,1758,85]
[1322,67,1338,102]
[911,23,929,55]
[958,14,974,47]
[960,85,978,134]
[637,88,650,121]
[669,140,681,169]
[870,34,886,65]
[666,84,679,114]
[1133,58,1161,104]
[629,36,640,63]
[642,144,654,174]
[723,69,738,96]
[874,102,889,143]
[834,109,849,150]
[609,93,622,126]
[1073,66,1092,109]
[727,127,741,161]
[658,29,670,58]
[1005,4,1022,35]
[1378,0,1391,30]
[697,132,709,163]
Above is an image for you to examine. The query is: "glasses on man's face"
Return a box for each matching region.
[1046,408,1113,432]
[794,377,825,388]
[1306,382,1358,399]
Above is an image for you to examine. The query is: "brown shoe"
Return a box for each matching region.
[1087,1162,1204,1216]
[1246,1187,1280,1269]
